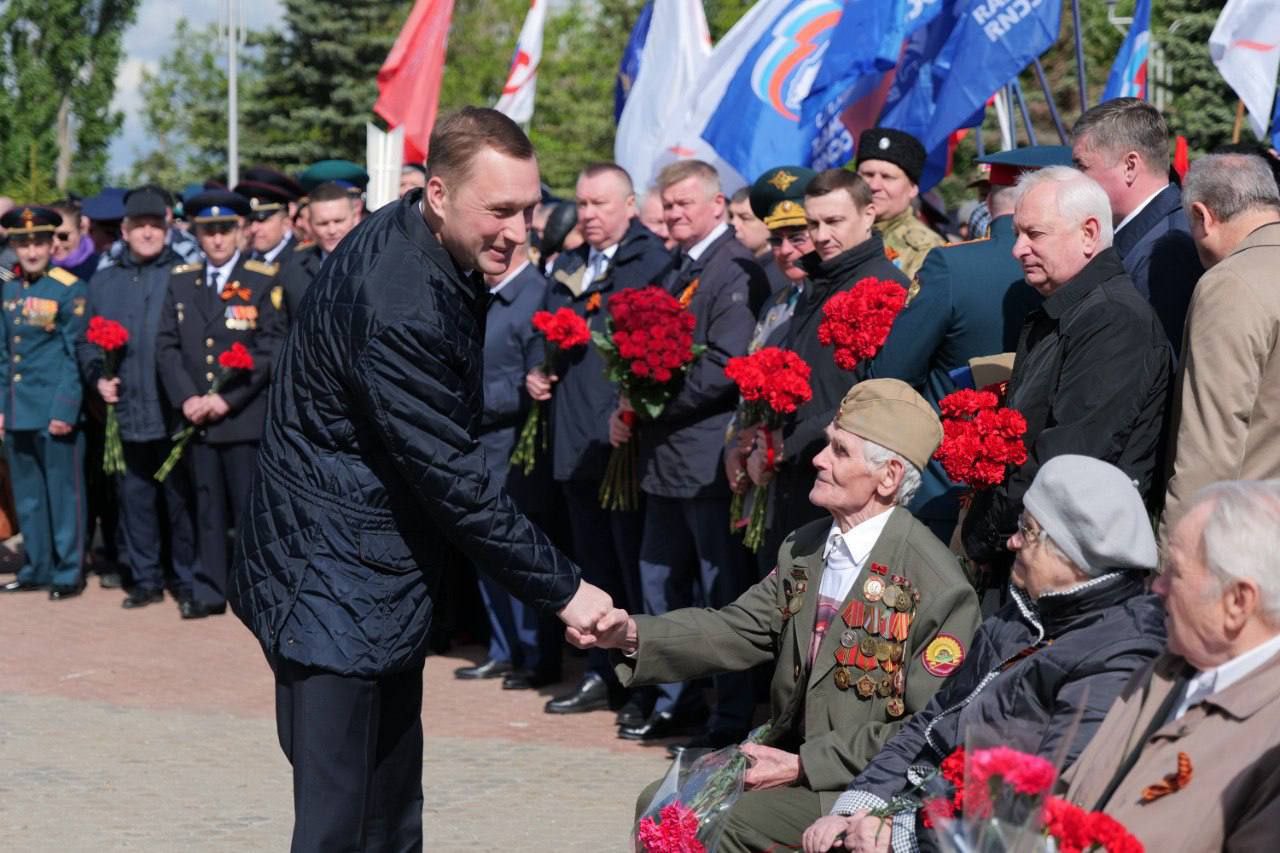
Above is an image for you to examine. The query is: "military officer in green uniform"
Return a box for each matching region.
[855,128,945,278]
[861,146,1073,543]
[592,379,980,851]
[0,206,90,598]
[155,190,286,618]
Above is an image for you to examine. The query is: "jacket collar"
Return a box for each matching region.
[1040,247,1126,321]
[1229,219,1280,258]
[121,244,178,271]
[1015,570,1147,637]
[989,214,1015,243]
[1199,645,1280,721]
[798,232,888,289]
[397,189,486,308]
[1113,184,1180,258]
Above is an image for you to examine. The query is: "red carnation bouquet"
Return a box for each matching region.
[86,317,130,476]
[509,307,591,475]
[910,746,1144,853]
[593,286,704,510]
[933,389,1028,490]
[724,347,812,551]
[154,342,255,482]
[816,277,908,371]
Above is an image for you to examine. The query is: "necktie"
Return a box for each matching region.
[208,270,221,292]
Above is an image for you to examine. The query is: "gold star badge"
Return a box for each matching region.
[768,170,798,192]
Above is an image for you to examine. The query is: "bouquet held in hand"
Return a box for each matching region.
[724,347,811,550]
[154,342,255,482]
[509,307,590,474]
[933,389,1028,490]
[86,316,130,476]
[816,277,907,371]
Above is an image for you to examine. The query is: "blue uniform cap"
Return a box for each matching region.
[185,190,251,223]
[81,187,128,222]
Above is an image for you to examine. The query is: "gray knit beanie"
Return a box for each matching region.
[1021,455,1158,575]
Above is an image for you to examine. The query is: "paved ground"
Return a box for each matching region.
[0,546,674,851]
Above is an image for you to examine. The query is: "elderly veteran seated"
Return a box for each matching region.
[590,379,980,852]
[803,455,1166,853]
[1062,480,1280,851]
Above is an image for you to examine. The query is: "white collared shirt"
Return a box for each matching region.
[488,259,530,296]
[1115,186,1167,234]
[206,251,241,294]
[584,242,619,288]
[818,510,895,604]
[1172,631,1280,721]
[684,221,730,262]
[263,231,294,265]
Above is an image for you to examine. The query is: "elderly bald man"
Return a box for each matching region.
[1064,479,1280,851]
[962,166,1173,593]
[590,379,979,852]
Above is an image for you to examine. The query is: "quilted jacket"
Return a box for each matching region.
[229,191,581,677]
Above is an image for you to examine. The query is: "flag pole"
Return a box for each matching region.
[1032,58,1069,143]
[1071,0,1088,111]
[1012,78,1038,146]
[1232,100,1245,143]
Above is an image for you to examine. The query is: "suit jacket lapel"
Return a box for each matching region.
[807,508,911,690]
[1114,184,1179,258]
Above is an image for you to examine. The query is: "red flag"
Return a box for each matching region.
[1174,135,1190,180]
[374,0,455,163]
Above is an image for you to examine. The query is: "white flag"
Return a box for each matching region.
[1210,0,1280,140]
[494,0,548,124]
[614,0,712,195]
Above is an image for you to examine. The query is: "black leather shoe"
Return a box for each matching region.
[48,583,85,601]
[180,599,226,619]
[618,710,707,742]
[2,579,47,593]
[544,673,610,714]
[454,659,513,680]
[122,588,164,609]
[616,693,650,728]
[666,727,750,759]
[501,669,560,690]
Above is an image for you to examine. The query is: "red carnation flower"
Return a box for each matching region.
[87,316,130,351]
[933,390,1028,489]
[816,277,907,371]
[217,342,255,372]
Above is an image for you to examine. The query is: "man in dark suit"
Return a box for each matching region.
[156,190,287,619]
[863,146,1070,542]
[229,108,613,851]
[1072,97,1203,355]
[277,181,359,320]
[528,162,672,719]
[609,159,767,747]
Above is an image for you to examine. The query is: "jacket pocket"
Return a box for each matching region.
[358,530,418,575]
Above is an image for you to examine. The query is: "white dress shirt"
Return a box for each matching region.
[206,251,241,295]
[818,510,895,603]
[1173,631,1280,721]
[584,242,619,288]
[685,222,729,262]
[1115,186,1167,234]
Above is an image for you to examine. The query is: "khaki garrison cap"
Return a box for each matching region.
[835,379,942,471]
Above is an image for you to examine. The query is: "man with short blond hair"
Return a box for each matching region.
[278,181,358,318]
[962,167,1172,589]
[1163,154,1280,529]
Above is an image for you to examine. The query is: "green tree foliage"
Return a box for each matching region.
[0,0,140,199]
[1155,0,1234,156]
[242,0,409,170]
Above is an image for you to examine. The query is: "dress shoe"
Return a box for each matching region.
[501,669,560,690]
[180,599,226,619]
[2,579,48,593]
[618,710,708,742]
[544,673,610,714]
[453,659,513,680]
[98,571,124,589]
[666,727,750,759]
[48,583,85,601]
[122,588,164,609]
[615,693,650,728]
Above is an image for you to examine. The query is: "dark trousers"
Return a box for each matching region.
[640,493,754,731]
[561,480,645,683]
[275,661,424,853]
[476,572,561,675]
[119,439,200,596]
[188,441,257,606]
[7,428,85,587]
[83,416,125,570]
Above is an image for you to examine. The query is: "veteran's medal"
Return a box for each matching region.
[887,697,905,718]
[863,576,884,602]
[856,675,877,698]
[834,667,852,691]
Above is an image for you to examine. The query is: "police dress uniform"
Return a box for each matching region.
[234,167,304,265]
[856,128,945,278]
[0,206,89,595]
[155,194,286,612]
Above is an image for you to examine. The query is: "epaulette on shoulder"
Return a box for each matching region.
[172,262,204,275]
[293,241,315,252]
[47,266,79,286]
[243,259,279,276]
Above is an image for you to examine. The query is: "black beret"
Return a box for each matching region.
[856,127,927,185]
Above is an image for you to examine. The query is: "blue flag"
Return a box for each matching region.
[615,1,654,123]
[699,0,845,184]
[1102,0,1151,102]
[1272,85,1280,151]
[801,0,946,170]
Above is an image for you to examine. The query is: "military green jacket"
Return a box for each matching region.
[616,508,980,810]
[0,265,88,428]
[878,207,945,279]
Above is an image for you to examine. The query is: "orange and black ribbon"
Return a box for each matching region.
[1140,752,1192,803]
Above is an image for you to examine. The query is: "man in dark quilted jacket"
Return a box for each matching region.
[229,108,615,852]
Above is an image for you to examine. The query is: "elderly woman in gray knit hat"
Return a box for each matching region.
[803,455,1168,853]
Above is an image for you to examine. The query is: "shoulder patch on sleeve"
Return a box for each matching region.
[47,267,79,286]
[906,278,921,306]
[243,259,279,276]
[271,285,284,311]
[922,634,965,677]
[172,262,203,275]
